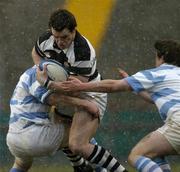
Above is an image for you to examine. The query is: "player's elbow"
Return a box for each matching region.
[32,47,41,65]
[110,80,131,92]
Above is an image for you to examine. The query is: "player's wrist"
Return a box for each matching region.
[47,80,53,89]
[44,77,52,89]
[80,82,89,91]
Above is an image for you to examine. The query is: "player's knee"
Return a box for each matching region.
[14,159,32,171]
[128,146,157,166]
[128,147,142,166]
[68,138,88,155]
[68,141,82,155]
[128,151,136,166]
[86,101,100,117]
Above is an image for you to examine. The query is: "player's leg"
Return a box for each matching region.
[10,157,33,172]
[62,138,107,172]
[6,127,33,172]
[61,135,107,171]
[68,110,127,172]
[62,147,89,169]
[55,112,93,172]
[54,93,108,171]
[54,95,107,171]
[89,138,108,172]
[128,131,177,172]
[54,108,93,172]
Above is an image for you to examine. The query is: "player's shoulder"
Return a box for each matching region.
[25,66,36,74]
[22,67,36,80]
[38,30,52,44]
[74,31,93,61]
[17,67,36,86]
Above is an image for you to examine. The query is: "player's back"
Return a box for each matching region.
[9,66,51,132]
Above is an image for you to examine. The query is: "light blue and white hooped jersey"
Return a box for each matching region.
[9,66,52,132]
[125,64,180,121]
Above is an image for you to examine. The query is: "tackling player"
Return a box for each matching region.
[6,65,100,172]
[53,39,180,172]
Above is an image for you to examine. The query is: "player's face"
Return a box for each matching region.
[51,28,76,50]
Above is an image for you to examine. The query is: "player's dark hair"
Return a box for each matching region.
[154,39,180,67]
[49,9,77,32]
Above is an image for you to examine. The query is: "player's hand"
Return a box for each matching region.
[118,68,129,78]
[61,76,83,92]
[36,65,48,86]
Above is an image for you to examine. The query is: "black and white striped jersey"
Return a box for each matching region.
[35,30,100,81]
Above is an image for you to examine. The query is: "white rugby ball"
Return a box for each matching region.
[39,60,69,82]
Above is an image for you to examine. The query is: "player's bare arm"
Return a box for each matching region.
[59,77,132,93]
[57,68,153,103]
[36,66,99,117]
[37,71,132,93]
[118,68,153,103]
[47,93,99,117]
[32,46,42,65]
[138,92,153,103]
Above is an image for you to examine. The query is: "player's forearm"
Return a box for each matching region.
[47,93,99,117]
[138,91,154,104]
[79,79,131,93]
[60,95,99,116]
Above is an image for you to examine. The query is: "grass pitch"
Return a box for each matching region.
[1,163,180,172]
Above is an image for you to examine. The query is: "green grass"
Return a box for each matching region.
[30,165,73,172]
[128,164,180,172]
[0,165,73,172]
[1,164,180,172]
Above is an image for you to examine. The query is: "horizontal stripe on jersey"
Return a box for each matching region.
[125,64,180,121]
[35,30,98,78]
[9,66,52,129]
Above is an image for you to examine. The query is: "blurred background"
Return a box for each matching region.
[0,0,180,171]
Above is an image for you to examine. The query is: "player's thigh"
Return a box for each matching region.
[59,122,71,148]
[130,131,176,158]
[158,113,180,154]
[70,110,99,143]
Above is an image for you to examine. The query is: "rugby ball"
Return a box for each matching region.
[39,60,69,82]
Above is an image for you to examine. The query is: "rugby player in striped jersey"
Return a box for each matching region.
[34,8,128,172]
[54,39,180,172]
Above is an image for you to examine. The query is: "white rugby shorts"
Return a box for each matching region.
[157,112,180,154]
[6,121,65,159]
[83,74,107,121]
[84,91,107,121]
